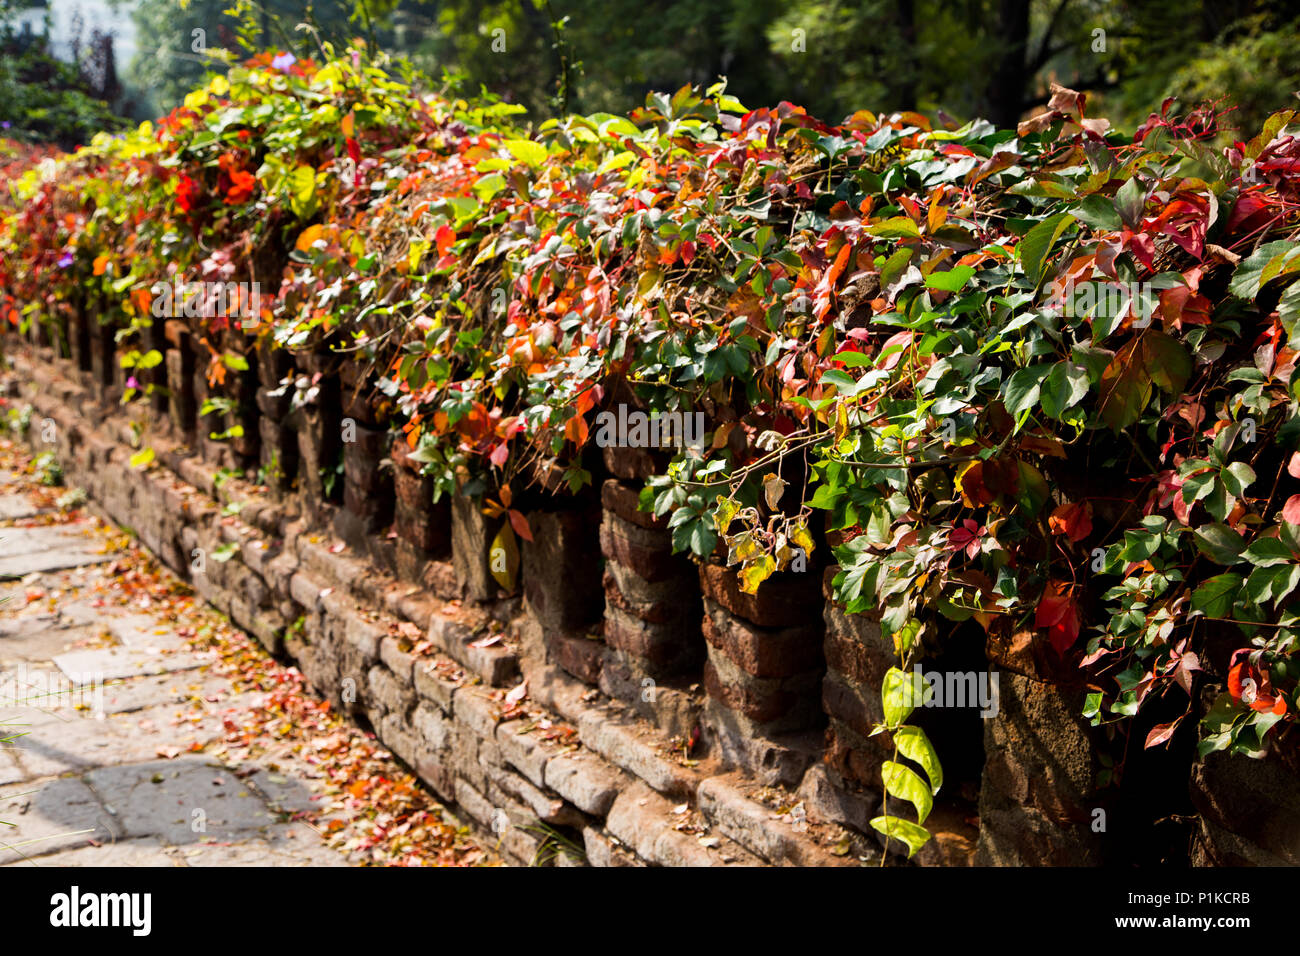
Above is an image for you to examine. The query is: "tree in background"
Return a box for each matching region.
[0,1,127,148]
[117,0,1299,134]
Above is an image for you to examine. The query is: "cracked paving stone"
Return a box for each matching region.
[86,759,282,845]
[0,776,124,863]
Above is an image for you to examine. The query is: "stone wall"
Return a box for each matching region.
[5,317,1294,867]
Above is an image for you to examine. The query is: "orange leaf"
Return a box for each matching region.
[295,224,324,252]
[1048,501,1093,542]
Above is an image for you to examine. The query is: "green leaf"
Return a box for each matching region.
[882,666,926,728]
[129,447,155,469]
[1018,212,1075,286]
[1040,361,1089,420]
[882,761,933,824]
[925,265,975,293]
[1229,240,1300,300]
[1243,537,1295,568]
[1221,461,1256,499]
[504,139,548,167]
[893,725,943,794]
[868,216,921,239]
[1143,331,1192,395]
[1071,194,1123,232]
[1003,365,1050,416]
[1112,176,1146,229]
[830,350,874,368]
[289,164,316,217]
[869,815,932,858]
[1193,524,1247,565]
[1191,573,1244,618]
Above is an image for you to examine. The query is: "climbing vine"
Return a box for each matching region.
[3,53,1300,859]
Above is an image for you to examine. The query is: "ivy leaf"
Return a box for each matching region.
[924,265,975,292]
[714,496,740,534]
[1040,361,1089,420]
[882,666,926,727]
[289,164,316,217]
[1191,573,1244,618]
[1193,524,1247,565]
[1098,342,1151,431]
[1071,194,1123,231]
[1003,365,1050,417]
[738,553,776,594]
[1017,212,1074,286]
[504,139,548,167]
[893,724,943,794]
[762,473,787,511]
[1143,331,1192,395]
[1221,461,1256,499]
[1242,537,1295,567]
[882,761,933,824]
[489,521,520,591]
[1228,240,1300,300]
[869,815,931,858]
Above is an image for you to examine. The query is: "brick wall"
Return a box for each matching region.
[5,314,1294,866]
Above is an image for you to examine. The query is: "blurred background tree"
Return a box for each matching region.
[0,0,127,147]
[4,0,1298,145]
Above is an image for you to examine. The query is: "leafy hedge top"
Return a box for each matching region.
[5,53,1300,845]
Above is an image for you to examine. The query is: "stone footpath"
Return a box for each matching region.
[0,446,486,867]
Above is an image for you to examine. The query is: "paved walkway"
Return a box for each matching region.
[0,438,486,867]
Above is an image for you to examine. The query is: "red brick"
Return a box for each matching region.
[599,512,687,583]
[703,659,797,724]
[601,478,668,530]
[603,606,701,675]
[702,598,822,678]
[698,561,820,628]
[550,631,605,685]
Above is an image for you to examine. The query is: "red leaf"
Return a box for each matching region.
[435,224,456,258]
[508,508,533,543]
[1144,720,1178,749]
[1288,453,1300,479]
[1048,501,1093,542]
[1283,494,1300,526]
[1035,581,1081,654]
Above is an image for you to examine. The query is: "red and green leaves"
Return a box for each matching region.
[1097,330,1191,431]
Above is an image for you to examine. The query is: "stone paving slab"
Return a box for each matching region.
[0,496,41,520]
[0,525,116,577]
[0,475,374,868]
[0,623,102,665]
[109,614,190,652]
[52,645,203,683]
[2,837,179,867]
[87,760,282,845]
[0,776,125,863]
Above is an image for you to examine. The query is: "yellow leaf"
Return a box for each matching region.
[738,554,776,594]
[489,521,519,591]
[726,530,762,565]
[714,495,740,534]
[789,519,815,557]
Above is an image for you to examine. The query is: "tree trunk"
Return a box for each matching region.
[983,0,1031,127]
